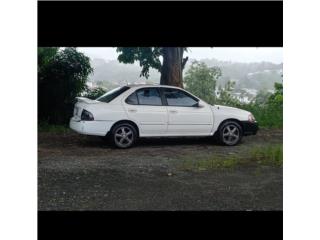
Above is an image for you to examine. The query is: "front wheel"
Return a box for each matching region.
[111,123,137,149]
[218,121,243,146]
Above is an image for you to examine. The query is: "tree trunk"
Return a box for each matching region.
[160,47,186,88]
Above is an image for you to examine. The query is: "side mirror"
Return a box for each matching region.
[193,102,205,108]
[198,103,205,108]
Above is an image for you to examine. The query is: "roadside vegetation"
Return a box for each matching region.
[38,47,93,125]
[179,144,283,171]
[184,61,283,128]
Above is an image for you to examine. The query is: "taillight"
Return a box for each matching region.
[81,109,94,121]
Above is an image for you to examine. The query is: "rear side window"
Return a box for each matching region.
[96,86,130,103]
[136,88,162,106]
[163,88,198,107]
[125,92,138,105]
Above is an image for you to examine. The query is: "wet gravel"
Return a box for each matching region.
[38,129,282,210]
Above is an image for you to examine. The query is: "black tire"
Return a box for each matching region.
[111,123,137,149]
[218,120,243,146]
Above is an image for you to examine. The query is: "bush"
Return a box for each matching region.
[38,47,93,125]
[242,103,283,128]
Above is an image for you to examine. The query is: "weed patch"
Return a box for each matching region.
[179,144,282,171]
[250,144,283,167]
[38,122,70,133]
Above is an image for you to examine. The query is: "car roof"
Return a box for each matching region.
[126,84,182,90]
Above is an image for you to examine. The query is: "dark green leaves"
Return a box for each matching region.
[38,47,93,124]
[116,47,162,78]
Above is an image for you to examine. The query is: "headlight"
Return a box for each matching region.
[248,113,256,123]
[81,109,94,121]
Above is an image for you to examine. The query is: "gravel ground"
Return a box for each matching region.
[38,129,283,210]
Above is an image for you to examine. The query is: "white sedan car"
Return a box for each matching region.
[70,84,258,148]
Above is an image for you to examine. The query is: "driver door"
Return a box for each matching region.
[162,88,213,136]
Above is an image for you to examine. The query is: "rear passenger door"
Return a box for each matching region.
[162,88,213,135]
[124,87,168,136]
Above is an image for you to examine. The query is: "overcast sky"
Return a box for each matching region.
[78,47,283,64]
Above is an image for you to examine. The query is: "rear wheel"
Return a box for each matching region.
[218,121,242,146]
[111,123,137,148]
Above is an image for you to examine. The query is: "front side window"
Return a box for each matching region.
[96,86,130,103]
[125,92,138,105]
[164,88,198,107]
[136,88,162,106]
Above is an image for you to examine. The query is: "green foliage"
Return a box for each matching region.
[214,81,282,128]
[116,47,163,78]
[215,81,241,106]
[82,87,106,100]
[183,61,283,128]
[116,47,188,79]
[268,82,283,106]
[243,82,283,128]
[38,47,93,125]
[243,104,283,128]
[38,47,59,75]
[184,61,221,104]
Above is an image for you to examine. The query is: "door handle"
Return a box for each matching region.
[169,110,178,114]
[128,109,137,113]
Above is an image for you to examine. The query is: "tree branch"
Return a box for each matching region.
[182,56,189,70]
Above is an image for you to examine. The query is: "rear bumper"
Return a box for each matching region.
[69,117,113,136]
[241,121,259,136]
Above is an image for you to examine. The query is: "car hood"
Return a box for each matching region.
[210,104,251,119]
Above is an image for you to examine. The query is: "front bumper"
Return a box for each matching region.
[241,121,259,136]
[69,117,113,136]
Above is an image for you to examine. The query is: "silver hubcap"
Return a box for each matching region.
[114,126,134,147]
[222,124,240,145]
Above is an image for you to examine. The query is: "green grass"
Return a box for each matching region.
[38,121,70,133]
[179,144,283,171]
[250,144,283,167]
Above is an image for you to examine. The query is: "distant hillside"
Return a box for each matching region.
[88,58,283,91]
[196,58,283,90]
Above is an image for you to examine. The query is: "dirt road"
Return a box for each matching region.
[38,129,282,210]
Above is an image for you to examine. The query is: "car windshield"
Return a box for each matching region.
[96,86,130,103]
